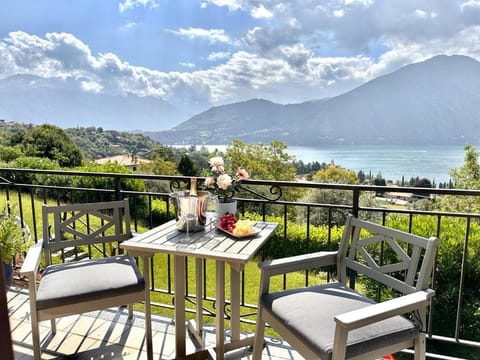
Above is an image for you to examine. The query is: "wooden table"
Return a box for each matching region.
[120,219,278,360]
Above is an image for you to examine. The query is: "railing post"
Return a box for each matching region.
[350,188,360,290]
[352,188,360,218]
[114,176,122,201]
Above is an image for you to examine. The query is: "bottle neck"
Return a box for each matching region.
[190,177,198,196]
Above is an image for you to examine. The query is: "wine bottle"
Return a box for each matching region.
[189,177,198,196]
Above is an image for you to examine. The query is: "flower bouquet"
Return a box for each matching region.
[203,156,249,203]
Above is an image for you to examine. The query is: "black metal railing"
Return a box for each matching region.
[2,167,480,359]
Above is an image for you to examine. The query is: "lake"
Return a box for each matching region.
[176,144,472,184]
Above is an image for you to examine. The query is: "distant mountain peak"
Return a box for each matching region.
[0,74,189,131]
[146,54,480,146]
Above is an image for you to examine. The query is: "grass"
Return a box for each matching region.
[146,253,330,335]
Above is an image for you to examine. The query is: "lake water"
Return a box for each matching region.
[176,144,472,184]
[286,145,467,184]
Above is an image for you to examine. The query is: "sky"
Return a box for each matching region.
[1,0,480,114]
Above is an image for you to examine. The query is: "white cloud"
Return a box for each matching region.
[119,0,158,13]
[461,0,480,24]
[180,62,196,68]
[119,22,138,32]
[208,51,231,61]
[201,0,242,11]
[251,5,274,19]
[3,1,480,114]
[81,80,103,93]
[168,27,231,44]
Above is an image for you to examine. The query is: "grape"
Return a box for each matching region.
[219,213,237,231]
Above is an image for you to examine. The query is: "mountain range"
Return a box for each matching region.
[1,55,479,146]
[146,55,480,146]
[0,75,187,131]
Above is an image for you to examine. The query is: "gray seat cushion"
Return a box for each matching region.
[261,282,419,360]
[36,254,144,310]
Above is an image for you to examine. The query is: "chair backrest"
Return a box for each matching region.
[42,199,132,265]
[337,215,438,295]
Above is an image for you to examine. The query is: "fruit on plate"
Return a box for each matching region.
[219,213,237,233]
[233,219,255,235]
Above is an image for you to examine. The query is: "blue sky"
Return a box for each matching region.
[1,0,480,114]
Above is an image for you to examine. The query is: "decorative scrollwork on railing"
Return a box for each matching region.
[224,302,231,320]
[224,303,258,323]
[171,295,219,318]
[169,179,182,192]
[239,184,283,201]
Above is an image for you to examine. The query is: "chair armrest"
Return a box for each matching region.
[334,288,435,330]
[259,251,338,277]
[20,240,44,279]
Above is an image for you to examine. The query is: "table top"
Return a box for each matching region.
[121,220,278,266]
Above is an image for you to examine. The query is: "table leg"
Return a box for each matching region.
[216,261,225,360]
[195,258,203,334]
[175,255,187,359]
[230,266,240,343]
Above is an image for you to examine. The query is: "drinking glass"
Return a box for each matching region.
[205,194,218,238]
[178,197,197,247]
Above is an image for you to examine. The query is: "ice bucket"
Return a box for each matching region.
[169,191,209,232]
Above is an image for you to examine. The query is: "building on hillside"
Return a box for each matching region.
[94,154,152,171]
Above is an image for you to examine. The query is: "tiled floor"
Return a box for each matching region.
[7,287,301,360]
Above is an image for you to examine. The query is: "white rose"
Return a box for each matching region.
[217,174,232,190]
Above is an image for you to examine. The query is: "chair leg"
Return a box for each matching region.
[128,303,133,319]
[145,300,153,360]
[141,255,153,360]
[50,318,56,335]
[253,307,266,360]
[414,333,426,360]
[31,319,41,360]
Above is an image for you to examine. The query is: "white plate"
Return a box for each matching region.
[214,223,261,239]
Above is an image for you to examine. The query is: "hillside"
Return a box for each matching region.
[0,121,162,160]
[146,55,480,146]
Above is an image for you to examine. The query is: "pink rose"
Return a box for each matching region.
[209,157,224,171]
[217,174,233,190]
[237,167,249,180]
[204,176,215,187]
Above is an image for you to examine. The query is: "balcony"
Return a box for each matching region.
[8,287,297,359]
[3,167,480,359]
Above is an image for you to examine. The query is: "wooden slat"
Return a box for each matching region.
[121,220,278,264]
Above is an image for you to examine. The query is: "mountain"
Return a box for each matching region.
[0,75,188,131]
[146,55,480,145]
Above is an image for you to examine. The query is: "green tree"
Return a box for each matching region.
[177,154,198,176]
[450,144,480,189]
[223,140,301,208]
[140,157,180,194]
[72,162,148,220]
[140,157,179,176]
[298,165,377,226]
[312,165,359,184]
[0,156,67,199]
[146,146,176,162]
[226,140,296,181]
[438,145,480,212]
[10,124,84,167]
[0,145,23,162]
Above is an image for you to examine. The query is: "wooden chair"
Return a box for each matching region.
[20,199,152,360]
[253,214,438,360]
